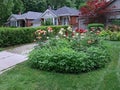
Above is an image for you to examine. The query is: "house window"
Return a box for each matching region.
[10,21,16,27]
[54,18,58,25]
[76,17,79,23]
[62,17,68,25]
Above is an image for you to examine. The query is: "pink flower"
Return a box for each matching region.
[47,27,53,32]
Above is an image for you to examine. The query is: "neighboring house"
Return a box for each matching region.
[105,0,120,25]
[7,11,42,27]
[41,6,79,29]
[7,6,79,28]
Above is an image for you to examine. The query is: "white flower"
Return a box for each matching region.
[67,26,72,32]
[60,28,65,31]
[47,37,49,39]
[63,34,66,37]
[73,30,76,33]
[75,33,79,36]
[56,36,60,39]
[58,30,63,35]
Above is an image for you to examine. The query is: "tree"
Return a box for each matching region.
[21,0,47,12]
[12,0,24,14]
[80,0,114,24]
[0,0,14,25]
[75,0,86,9]
[46,0,76,9]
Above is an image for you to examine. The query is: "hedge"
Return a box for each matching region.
[88,23,104,30]
[0,25,68,47]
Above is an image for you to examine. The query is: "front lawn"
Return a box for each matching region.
[0,41,120,90]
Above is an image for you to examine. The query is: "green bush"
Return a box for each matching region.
[29,38,110,73]
[100,30,120,41]
[41,18,53,26]
[0,26,68,47]
[88,23,104,31]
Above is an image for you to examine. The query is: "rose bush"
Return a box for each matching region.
[28,26,110,73]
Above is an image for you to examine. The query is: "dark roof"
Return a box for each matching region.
[11,14,25,20]
[9,6,79,20]
[10,11,42,20]
[55,6,79,16]
[22,11,42,19]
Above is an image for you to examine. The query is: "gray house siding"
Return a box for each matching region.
[106,0,120,25]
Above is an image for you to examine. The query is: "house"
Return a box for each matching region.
[7,11,42,27]
[105,0,120,25]
[7,6,79,28]
[41,6,79,28]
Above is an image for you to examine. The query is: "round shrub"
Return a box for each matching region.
[29,39,110,73]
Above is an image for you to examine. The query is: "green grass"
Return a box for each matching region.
[0,41,120,90]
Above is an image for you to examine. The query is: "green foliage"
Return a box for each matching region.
[100,30,120,41]
[29,37,110,73]
[12,0,24,14]
[106,25,120,32]
[0,0,14,25]
[22,0,47,12]
[0,27,35,47]
[41,18,53,26]
[0,26,68,47]
[112,19,120,26]
[88,23,104,31]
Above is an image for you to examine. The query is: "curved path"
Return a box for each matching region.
[0,43,37,74]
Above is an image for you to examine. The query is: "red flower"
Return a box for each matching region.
[65,31,68,36]
[75,28,87,34]
[72,32,75,36]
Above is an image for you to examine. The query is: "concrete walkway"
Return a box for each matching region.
[0,43,37,74]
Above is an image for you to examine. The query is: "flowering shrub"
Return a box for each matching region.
[29,26,110,73]
[29,38,110,73]
[35,26,54,42]
[100,27,120,41]
[35,30,46,40]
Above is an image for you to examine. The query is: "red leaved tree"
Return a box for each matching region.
[80,0,115,24]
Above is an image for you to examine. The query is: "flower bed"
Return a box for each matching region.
[28,26,110,73]
[100,25,120,41]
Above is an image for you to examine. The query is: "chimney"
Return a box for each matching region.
[18,11,21,15]
[48,5,52,10]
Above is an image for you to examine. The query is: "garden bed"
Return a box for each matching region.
[28,26,110,73]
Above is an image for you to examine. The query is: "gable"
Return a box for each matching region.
[8,16,17,21]
[41,9,57,18]
[107,0,120,11]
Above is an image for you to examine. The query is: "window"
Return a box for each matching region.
[54,18,58,25]
[76,17,79,23]
[62,17,68,25]
[10,21,16,26]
